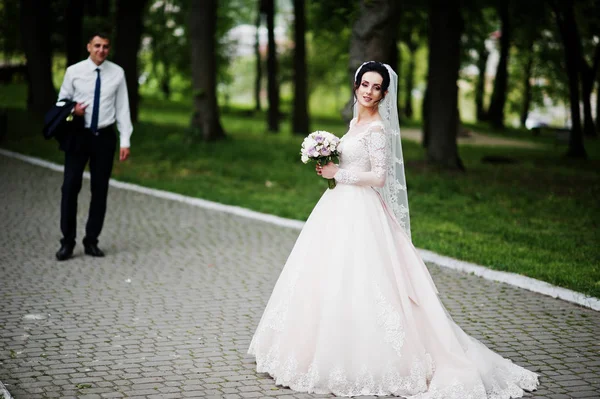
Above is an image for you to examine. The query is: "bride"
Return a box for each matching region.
[248,61,539,398]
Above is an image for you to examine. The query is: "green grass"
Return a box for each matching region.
[1,84,599,298]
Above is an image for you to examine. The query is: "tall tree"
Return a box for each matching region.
[552,0,586,158]
[86,0,98,16]
[462,5,495,123]
[254,10,262,112]
[577,0,600,138]
[264,0,279,132]
[579,45,600,138]
[345,0,399,121]
[145,0,187,100]
[424,0,464,170]
[596,70,600,135]
[19,0,57,115]
[475,47,489,122]
[404,37,417,119]
[292,0,309,135]
[0,0,20,60]
[113,0,148,123]
[399,3,427,120]
[519,42,535,127]
[99,0,110,17]
[65,0,85,67]
[486,0,511,129]
[147,1,172,99]
[510,0,547,128]
[189,0,225,141]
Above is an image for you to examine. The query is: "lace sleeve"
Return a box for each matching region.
[334,126,388,188]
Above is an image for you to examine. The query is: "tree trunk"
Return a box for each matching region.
[425,0,464,170]
[554,0,586,158]
[292,0,309,135]
[404,39,417,119]
[113,0,148,123]
[475,43,489,122]
[85,0,110,17]
[99,0,110,17]
[265,0,279,132]
[189,0,225,141]
[86,0,98,16]
[422,85,430,148]
[66,0,85,67]
[581,68,597,138]
[19,0,57,115]
[596,70,600,135]
[580,43,600,137]
[389,33,399,88]
[149,2,170,100]
[254,12,262,112]
[160,71,171,99]
[344,0,399,121]
[487,0,510,129]
[520,44,534,127]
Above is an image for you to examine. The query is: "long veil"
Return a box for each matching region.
[353,62,411,239]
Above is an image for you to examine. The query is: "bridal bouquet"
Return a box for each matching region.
[300,130,340,189]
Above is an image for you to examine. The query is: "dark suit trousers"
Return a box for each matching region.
[60,126,116,247]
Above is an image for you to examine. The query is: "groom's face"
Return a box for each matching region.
[356,72,384,109]
[87,36,110,66]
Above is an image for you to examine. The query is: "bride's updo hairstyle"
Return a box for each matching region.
[354,61,391,104]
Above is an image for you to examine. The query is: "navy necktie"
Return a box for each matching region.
[90,68,101,133]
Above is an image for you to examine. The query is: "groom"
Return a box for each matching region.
[55,32,133,261]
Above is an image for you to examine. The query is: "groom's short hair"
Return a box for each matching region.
[88,31,111,44]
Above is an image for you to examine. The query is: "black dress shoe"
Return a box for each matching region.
[56,244,74,261]
[84,243,105,257]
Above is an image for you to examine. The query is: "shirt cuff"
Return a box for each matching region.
[119,134,131,148]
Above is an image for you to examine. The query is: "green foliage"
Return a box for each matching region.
[305,1,357,96]
[140,0,256,100]
[528,28,569,108]
[461,6,496,69]
[506,0,562,121]
[576,0,600,65]
[142,0,191,99]
[215,0,255,85]
[0,0,20,58]
[398,1,428,50]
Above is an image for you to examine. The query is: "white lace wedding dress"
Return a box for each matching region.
[248,120,539,398]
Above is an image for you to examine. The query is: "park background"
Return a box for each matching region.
[0,0,598,298]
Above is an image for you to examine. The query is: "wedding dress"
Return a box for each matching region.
[248,118,539,398]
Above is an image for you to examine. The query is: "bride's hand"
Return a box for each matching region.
[318,162,338,179]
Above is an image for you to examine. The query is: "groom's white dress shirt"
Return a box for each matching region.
[58,57,133,148]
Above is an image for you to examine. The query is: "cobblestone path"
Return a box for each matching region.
[0,154,598,399]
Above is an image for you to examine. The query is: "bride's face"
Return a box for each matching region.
[356,71,386,109]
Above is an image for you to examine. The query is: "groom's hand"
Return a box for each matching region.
[73,102,88,116]
[119,147,130,162]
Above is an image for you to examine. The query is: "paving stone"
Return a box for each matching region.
[1,154,600,398]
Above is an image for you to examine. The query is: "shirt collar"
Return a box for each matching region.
[86,57,106,72]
